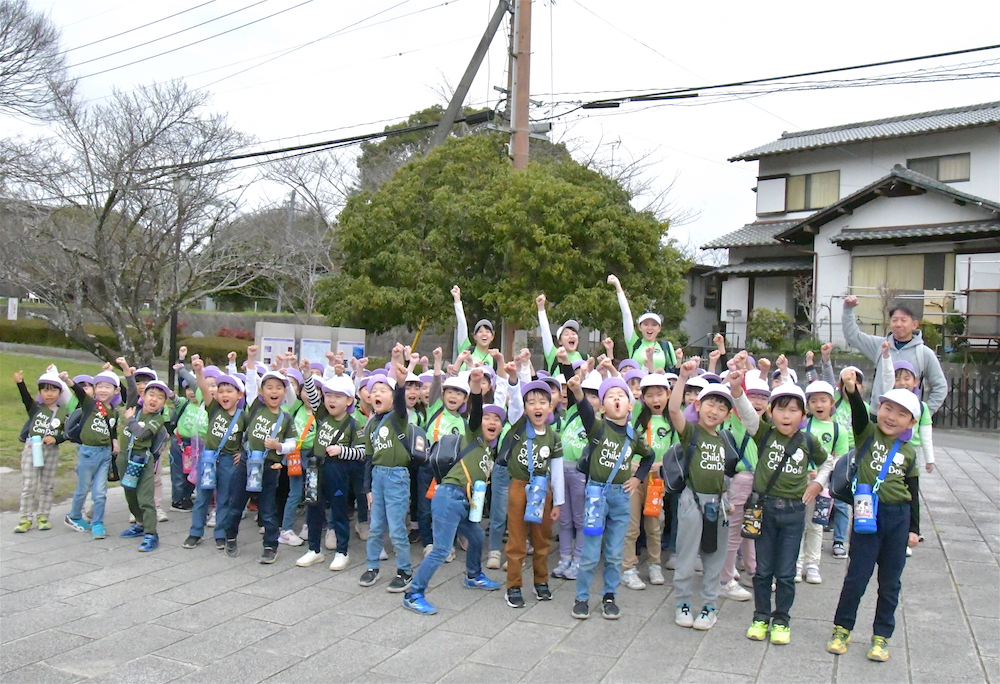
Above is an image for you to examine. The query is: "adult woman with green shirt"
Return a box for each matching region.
[607,274,678,372]
[536,293,588,374]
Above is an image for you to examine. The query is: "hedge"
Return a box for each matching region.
[178,336,248,368]
[0,319,120,352]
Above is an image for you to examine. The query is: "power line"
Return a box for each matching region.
[61,0,222,54]
[74,0,316,80]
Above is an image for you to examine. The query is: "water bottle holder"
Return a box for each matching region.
[122,458,145,490]
[246,451,265,492]
[853,487,878,534]
[524,476,548,524]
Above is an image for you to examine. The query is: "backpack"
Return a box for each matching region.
[660,441,695,494]
[369,412,429,465]
[427,433,484,481]
[64,404,95,444]
[830,435,875,505]
[631,338,677,368]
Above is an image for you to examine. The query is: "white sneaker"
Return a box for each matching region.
[445,547,456,563]
[675,604,694,628]
[207,509,216,528]
[805,564,822,584]
[736,556,745,572]
[129,514,136,524]
[379,547,389,561]
[621,569,646,590]
[692,606,718,631]
[720,579,752,601]
[156,508,168,522]
[526,541,534,555]
[325,529,337,550]
[664,554,677,571]
[648,564,665,585]
[299,524,309,540]
[329,552,350,571]
[423,544,433,558]
[905,546,913,557]
[457,535,468,551]
[355,521,370,541]
[279,530,303,546]
[486,550,502,569]
[795,562,803,583]
[296,550,325,567]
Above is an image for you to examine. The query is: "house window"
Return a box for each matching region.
[907,153,970,182]
[785,170,839,211]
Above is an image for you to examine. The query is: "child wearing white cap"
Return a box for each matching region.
[607,274,678,371]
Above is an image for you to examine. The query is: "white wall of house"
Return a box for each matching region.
[681,271,719,350]
[720,276,749,348]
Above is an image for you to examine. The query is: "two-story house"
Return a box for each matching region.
[703,101,1000,349]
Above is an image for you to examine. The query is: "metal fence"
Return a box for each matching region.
[933,374,1000,430]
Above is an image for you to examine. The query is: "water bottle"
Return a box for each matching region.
[199,450,218,490]
[812,492,833,525]
[181,443,195,474]
[703,500,719,523]
[246,450,265,493]
[583,483,606,536]
[468,480,487,522]
[31,435,44,467]
[303,457,319,505]
[121,452,146,490]
[643,477,664,517]
[853,483,878,534]
[524,475,548,524]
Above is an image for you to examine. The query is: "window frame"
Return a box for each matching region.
[784,170,840,211]
[906,152,971,183]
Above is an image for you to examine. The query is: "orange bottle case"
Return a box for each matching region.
[425,478,438,500]
[643,476,665,517]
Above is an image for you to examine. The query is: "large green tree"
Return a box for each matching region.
[319,132,689,345]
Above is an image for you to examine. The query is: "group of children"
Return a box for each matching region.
[12,278,935,663]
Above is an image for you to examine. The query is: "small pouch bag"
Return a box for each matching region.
[522,426,549,524]
[121,438,145,490]
[740,430,803,539]
[247,412,284,492]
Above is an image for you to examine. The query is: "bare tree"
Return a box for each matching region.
[0,0,69,118]
[793,274,816,338]
[0,80,283,364]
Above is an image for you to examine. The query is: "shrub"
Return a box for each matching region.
[746,308,793,352]
[0,319,120,352]
[179,336,247,367]
[920,320,942,350]
[216,327,255,340]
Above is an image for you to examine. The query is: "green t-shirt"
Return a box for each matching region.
[66,395,80,414]
[626,330,675,370]
[542,348,584,374]
[364,412,412,468]
[560,412,588,463]
[441,429,494,492]
[121,410,166,453]
[25,404,68,441]
[291,404,316,451]
[635,414,677,465]
[203,400,246,454]
[853,423,918,504]
[908,401,931,447]
[724,414,759,473]
[806,416,850,459]
[679,422,727,495]
[504,419,562,481]
[79,398,115,447]
[832,392,854,449]
[312,413,358,459]
[175,398,209,439]
[423,402,467,443]
[585,420,651,485]
[245,402,296,463]
[752,427,829,500]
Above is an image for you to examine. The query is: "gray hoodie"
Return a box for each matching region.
[842,308,947,413]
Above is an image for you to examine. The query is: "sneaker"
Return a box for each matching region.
[296,550,325,567]
[526,541,534,555]
[423,544,434,558]
[738,572,755,589]
[572,600,590,619]
[225,538,239,557]
[832,542,847,559]
[601,593,620,620]
[171,499,194,512]
[826,626,851,655]
[91,523,106,540]
[120,524,144,538]
[355,521,370,541]
[206,510,216,528]
[403,592,437,615]
[359,568,380,587]
[622,568,646,591]
[457,535,468,551]
[746,620,769,641]
[736,555,746,572]
[129,514,136,524]
[64,515,91,532]
[563,560,579,580]
[770,623,791,644]
[408,528,420,543]
[182,535,201,549]
[721,579,752,601]
[905,546,913,557]
[329,552,350,571]
[260,547,278,564]
[36,515,51,531]
[692,606,717,631]
[379,547,389,561]
[648,564,665,585]
[299,524,308,540]
[278,529,304,546]
[664,554,677,571]
[694,557,703,573]
[14,516,31,533]
[486,550,502,570]
[675,603,694,628]
[325,529,337,550]
[795,562,803,583]
[867,636,890,661]
[445,547,456,563]
[551,558,570,579]
[505,587,525,609]
[215,538,226,551]
[259,526,265,534]
[387,570,412,593]
[463,572,501,590]
[805,564,822,584]
[138,534,159,552]
[156,508,169,522]
[533,583,552,601]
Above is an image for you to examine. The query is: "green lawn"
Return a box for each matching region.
[0,352,113,511]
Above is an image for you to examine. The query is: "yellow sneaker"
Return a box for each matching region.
[14,516,31,533]
[770,623,791,645]
[827,626,851,655]
[868,636,890,662]
[36,515,51,531]
[746,620,769,641]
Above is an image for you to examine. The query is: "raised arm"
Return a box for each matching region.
[727,369,759,436]
[116,357,139,409]
[14,372,34,413]
[820,343,836,385]
[607,274,634,342]
[877,340,895,395]
[841,367,870,441]
[841,295,882,362]
[452,286,469,354]
[245,345,260,405]
[191,356,213,406]
[536,294,554,357]
[669,358,700,434]
[467,368,484,433]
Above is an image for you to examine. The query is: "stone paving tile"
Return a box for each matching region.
[243,586,347,626]
[351,605,454,650]
[0,630,91,675]
[175,645,300,684]
[1,662,86,683]
[151,591,271,633]
[437,587,521,638]
[59,597,184,639]
[679,668,754,683]
[1,600,97,643]
[46,624,191,678]
[84,654,196,684]
[969,617,1000,659]
[153,616,283,667]
[255,608,372,657]
[522,647,617,683]
[467,619,571,671]
[0,559,102,593]
[0,579,99,617]
[437,661,524,684]
[62,575,180,612]
[371,630,487,682]
[984,656,999,684]
[557,611,648,659]
[262,638,398,683]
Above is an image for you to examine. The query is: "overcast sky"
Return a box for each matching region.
[8,0,1000,256]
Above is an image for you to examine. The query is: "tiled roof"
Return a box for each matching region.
[730,101,1000,161]
[706,258,813,277]
[829,221,1000,245]
[700,220,800,249]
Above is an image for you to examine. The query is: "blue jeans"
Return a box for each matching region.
[417,463,435,547]
[189,453,241,540]
[834,502,910,638]
[489,464,510,552]
[662,492,679,553]
[169,436,195,503]
[308,458,352,554]
[225,462,279,548]
[575,483,631,602]
[281,474,303,530]
[753,496,807,626]
[410,484,485,594]
[329,460,367,528]
[832,499,851,544]
[366,466,411,573]
[70,445,111,524]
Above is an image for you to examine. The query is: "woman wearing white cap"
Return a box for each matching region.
[535,293,588,374]
[452,286,498,369]
[607,274,678,372]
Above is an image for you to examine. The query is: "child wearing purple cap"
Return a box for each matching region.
[277,364,316,547]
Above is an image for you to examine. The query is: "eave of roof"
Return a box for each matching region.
[705,257,813,277]
[829,221,1000,246]
[700,220,800,249]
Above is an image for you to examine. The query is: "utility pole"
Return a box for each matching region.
[509,0,532,170]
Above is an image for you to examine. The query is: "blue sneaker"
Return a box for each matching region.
[563,561,579,580]
[120,524,144,538]
[464,572,502,591]
[402,592,437,615]
[91,523,106,539]
[64,515,91,532]
[138,534,159,552]
[551,558,571,579]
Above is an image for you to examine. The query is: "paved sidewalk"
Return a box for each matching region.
[1,430,997,683]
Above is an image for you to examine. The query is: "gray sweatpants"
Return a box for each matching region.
[673,487,729,609]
